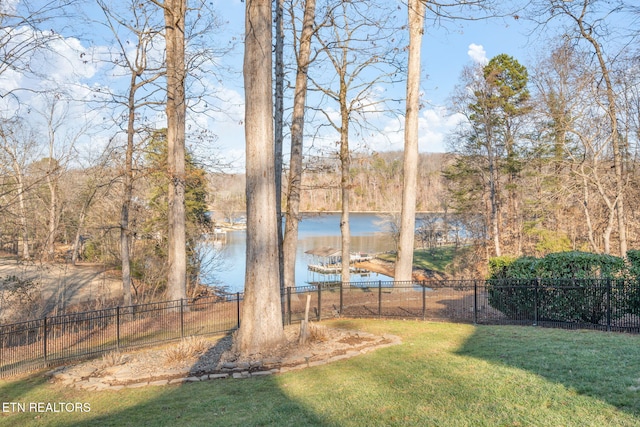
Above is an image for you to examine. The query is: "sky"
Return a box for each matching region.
[205,1,536,161]
[1,0,541,171]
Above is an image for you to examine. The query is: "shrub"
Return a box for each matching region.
[101,351,127,368]
[308,322,329,342]
[164,336,210,364]
[0,275,45,323]
[487,252,628,324]
[623,250,640,316]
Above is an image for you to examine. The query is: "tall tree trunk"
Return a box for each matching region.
[120,66,139,305]
[395,0,424,283]
[45,163,57,261]
[14,166,29,260]
[283,0,316,289]
[274,0,285,294]
[488,145,501,257]
[576,6,626,257]
[339,88,351,285]
[580,170,598,253]
[120,169,133,306]
[120,72,138,307]
[164,0,187,301]
[71,204,88,265]
[237,0,285,357]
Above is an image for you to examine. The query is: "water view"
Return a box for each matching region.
[202,213,397,293]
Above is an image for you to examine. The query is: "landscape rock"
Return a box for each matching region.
[45,326,401,390]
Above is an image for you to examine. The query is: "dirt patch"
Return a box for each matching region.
[0,257,122,321]
[48,324,401,389]
[355,258,445,281]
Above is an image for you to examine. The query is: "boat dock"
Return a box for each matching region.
[305,246,374,276]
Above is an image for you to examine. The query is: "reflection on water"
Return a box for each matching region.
[202,213,396,293]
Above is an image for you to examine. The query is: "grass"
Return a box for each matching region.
[1,319,640,426]
[378,246,458,274]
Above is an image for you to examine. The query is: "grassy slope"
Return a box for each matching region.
[377,246,458,274]
[1,320,639,426]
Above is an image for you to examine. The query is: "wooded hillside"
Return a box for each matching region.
[208,151,449,215]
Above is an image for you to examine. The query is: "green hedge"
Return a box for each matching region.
[487,251,631,324]
[488,251,626,279]
[624,250,640,316]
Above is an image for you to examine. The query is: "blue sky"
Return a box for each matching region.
[1,0,541,170]
[207,2,536,160]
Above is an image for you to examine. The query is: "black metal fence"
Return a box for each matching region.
[3,278,640,378]
[0,295,241,378]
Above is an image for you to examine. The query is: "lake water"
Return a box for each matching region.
[202,212,397,293]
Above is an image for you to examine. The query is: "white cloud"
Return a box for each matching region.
[0,68,22,96]
[418,107,465,152]
[39,36,102,86]
[0,0,18,14]
[467,43,488,64]
[352,105,465,154]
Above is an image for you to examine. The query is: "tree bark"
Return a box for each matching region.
[120,70,138,306]
[283,0,316,289]
[71,203,88,265]
[14,163,30,260]
[488,144,501,257]
[395,0,424,283]
[274,0,285,294]
[45,154,58,262]
[164,0,188,301]
[237,0,285,357]
[339,83,351,285]
[578,22,627,257]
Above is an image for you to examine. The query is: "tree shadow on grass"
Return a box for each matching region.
[454,325,640,417]
[0,322,333,426]
[63,377,329,427]
[4,320,640,425]
[56,332,330,427]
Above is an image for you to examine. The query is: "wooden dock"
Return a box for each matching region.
[308,264,370,275]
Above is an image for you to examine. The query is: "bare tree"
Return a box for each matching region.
[395,0,425,283]
[0,118,39,259]
[0,0,76,100]
[282,0,317,289]
[528,0,634,256]
[33,94,85,261]
[162,0,188,301]
[237,0,286,356]
[311,0,405,283]
[93,0,165,305]
[274,0,286,294]
[69,151,118,265]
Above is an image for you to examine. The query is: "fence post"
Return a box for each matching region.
[317,285,322,322]
[287,287,292,325]
[606,278,611,332]
[422,280,426,321]
[43,316,47,363]
[473,280,478,325]
[116,306,120,351]
[236,292,241,328]
[180,299,185,338]
[534,278,540,326]
[339,282,343,317]
[378,280,382,318]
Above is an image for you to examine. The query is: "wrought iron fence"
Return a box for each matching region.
[0,294,240,378]
[283,278,640,331]
[2,278,640,378]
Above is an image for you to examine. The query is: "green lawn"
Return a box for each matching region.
[378,246,459,273]
[1,320,640,426]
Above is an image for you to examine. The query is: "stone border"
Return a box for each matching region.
[45,332,402,391]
